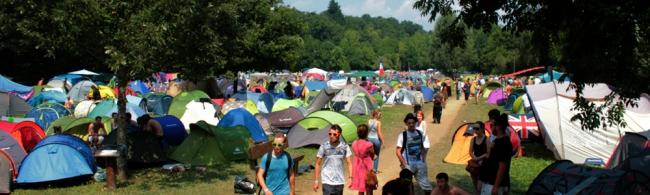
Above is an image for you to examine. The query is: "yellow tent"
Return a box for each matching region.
[88,85,116,99]
[443,123,490,165]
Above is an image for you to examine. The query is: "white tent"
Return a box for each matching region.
[180,100,220,131]
[69,69,99,76]
[74,100,97,118]
[527,81,650,164]
[304,68,327,75]
[385,89,416,105]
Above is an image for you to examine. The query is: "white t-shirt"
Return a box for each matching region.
[416,122,427,134]
[316,141,352,185]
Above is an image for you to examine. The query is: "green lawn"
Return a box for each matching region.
[429,99,555,194]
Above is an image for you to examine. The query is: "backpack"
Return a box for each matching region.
[258,151,292,194]
[400,130,425,163]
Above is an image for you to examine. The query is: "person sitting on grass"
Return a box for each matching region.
[431,172,470,195]
[87,116,107,147]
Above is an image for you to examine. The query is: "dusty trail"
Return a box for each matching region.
[295,98,465,195]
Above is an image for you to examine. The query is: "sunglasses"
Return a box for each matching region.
[272,143,284,148]
[328,133,340,136]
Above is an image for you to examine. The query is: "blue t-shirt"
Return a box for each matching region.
[260,152,293,195]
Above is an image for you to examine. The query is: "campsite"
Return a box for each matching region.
[1,0,649,194]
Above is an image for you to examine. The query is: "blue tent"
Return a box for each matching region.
[36,102,70,116]
[540,70,571,83]
[0,74,32,94]
[217,108,266,143]
[305,81,327,91]
[129,80,150,95]
[146,93,172,115]
[257,93,274,114]
[26,90,67,107]
[88,100,145,121]
[127,95,147,111]
[16,134,95,184]
[420,86,434,102]
[294,86,304,98]
[26,107,62,130]
[153,115,187,146]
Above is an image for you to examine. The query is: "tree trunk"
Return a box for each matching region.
[116,70,128,182]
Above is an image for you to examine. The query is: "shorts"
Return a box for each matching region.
[322,184,343,195]
[480,183,508,195]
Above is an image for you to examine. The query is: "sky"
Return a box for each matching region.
[283,0,434,31]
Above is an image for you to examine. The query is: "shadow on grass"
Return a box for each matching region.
[127,162,248,191]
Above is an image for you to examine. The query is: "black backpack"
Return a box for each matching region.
[400,130,425,163]
[258,151,292,194]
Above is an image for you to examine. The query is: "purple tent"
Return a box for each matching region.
[486,88,507,105]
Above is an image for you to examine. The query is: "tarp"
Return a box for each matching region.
[217,108,266,143]
[527,81,650,163]
[16,134,95,184]
[0,92,33,116]
[0,121,45,151]
[168,90,211,118]
[180,100,220,131]
[0,74,32,95]
[443,123,490,165]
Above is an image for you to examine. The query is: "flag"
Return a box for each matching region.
[508,114,539,139]
[379,62,384,77]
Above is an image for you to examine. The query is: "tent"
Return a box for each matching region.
[0,92,33,116]
[511,96,526,114]
[527,81,650,163]
[486,88,507,105]
[170,121,251,166]
[25,104,69,130]
[540,70,571,83]
[0,74,32,96]
[305,81,327,91]
[68,80,96,101]
[606,131,650,177]
[331,85,375,112]
[287,111,357,148]
[88,100,145,121]
[17,134,95,184]
[443,123,490,165]
[303,68,327,80]
[26,90,67,107]
[0,121,45,151]
[504,93,522,111]
[484,82,502,90]
[180,100,220,131]
[168,90,211,118]
[88,85,116,99]
[420,86,434,102]
[126,95,148,112]
[153,115,187,146]
[49,74,84,88]
[102,130,166,164]
[73,100,96,118]
[129,80,150,95]
[46,116,111,139]
[527,160,647,194]
[347,93,376,115]
[307,88,340,113]
[217,108,266,143]
[0,150,16,193]
[0,130,27,170]
[385,89,416,105]
[271,99,304,112]
[221,101,246,115]
[145,93,173,116]
[327,79,347,89]
[267,107,307,128]
[69,69,99,76]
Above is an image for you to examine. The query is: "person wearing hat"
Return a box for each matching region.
[395,113,432,195]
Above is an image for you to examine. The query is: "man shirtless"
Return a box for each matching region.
[137,114,163,138]
[87,116,108,147]
[431,172,469,195]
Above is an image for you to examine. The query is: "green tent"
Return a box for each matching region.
[87,100,115,119]
[271,99,304,112]
[47,116,111,138]
[482,88,493,98]
[372,93,384,106]
[170,121,251,166]
[349,71,377,78]
[305,111,356,142]
[512,96,525,114]
[168,90,210,117]
[245,100,259,115]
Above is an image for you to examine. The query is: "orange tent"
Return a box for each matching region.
[443,123,490,165]
[0,121,46,151]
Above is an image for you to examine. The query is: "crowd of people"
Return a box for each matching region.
[256,102,514,195]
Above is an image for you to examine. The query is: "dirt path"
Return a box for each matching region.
[294,98,465,195]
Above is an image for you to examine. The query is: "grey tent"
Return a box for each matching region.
[287,121,330,148]
[348,93,376,115]
[267,107,307,128]
[0,150,13,193]
[255,114,272,134]
[0,92,33,116]
[607,130,650,177]
[306,88,340,113]
[68,80,96,101]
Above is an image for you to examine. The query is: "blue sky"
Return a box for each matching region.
[283,0,434,31]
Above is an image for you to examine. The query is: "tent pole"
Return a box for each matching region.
[550,67,566,159]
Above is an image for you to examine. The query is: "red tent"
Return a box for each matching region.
[0,121,46,151]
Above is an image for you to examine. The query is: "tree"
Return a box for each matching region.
[414,0,650,130]
[324,0,345,24]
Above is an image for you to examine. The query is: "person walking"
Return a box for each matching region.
[479,114,512,195]
[368,110,385,172]
[463,79,471,102]
[415,111,427,134]
[456,79,463,100]
[313,125,353,195]
[396,113,433,195]
[432,92,444,124]
[351,124,376,194]
[258,134,296,195]
[467,121,488,192]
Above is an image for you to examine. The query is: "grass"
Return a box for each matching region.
[429,98,555,194]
